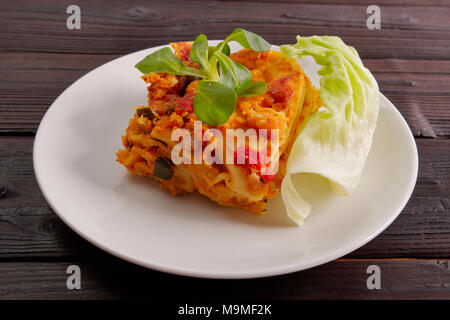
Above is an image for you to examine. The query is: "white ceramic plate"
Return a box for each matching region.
[33,42,418,279]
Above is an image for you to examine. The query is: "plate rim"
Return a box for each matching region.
[33,44,419,279]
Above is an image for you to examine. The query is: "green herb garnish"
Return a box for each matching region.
[193,81,237,127]
[135,28,270,126]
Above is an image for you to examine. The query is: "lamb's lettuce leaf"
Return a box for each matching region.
[280,36,380,225]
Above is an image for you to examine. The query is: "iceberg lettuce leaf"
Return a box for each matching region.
[280,36,380,225]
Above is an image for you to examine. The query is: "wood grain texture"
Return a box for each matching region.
[1,1,450,58]
[0,260,449,299]
[0,136,449,260]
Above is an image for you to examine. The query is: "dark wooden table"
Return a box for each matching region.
[1,0,449,299]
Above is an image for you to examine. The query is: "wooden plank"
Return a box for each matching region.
[0,136,449,260]
[4,53,450,74]
[1,1,450,59]
[0,52,119,70]
[221,0,450,6]
[0,260,449,299]
[365,59,450,74]
[0,53,449,136]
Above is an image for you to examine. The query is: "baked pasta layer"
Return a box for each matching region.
[117,43,321,214]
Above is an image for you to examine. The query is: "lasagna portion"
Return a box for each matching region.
[117,43,321,214]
